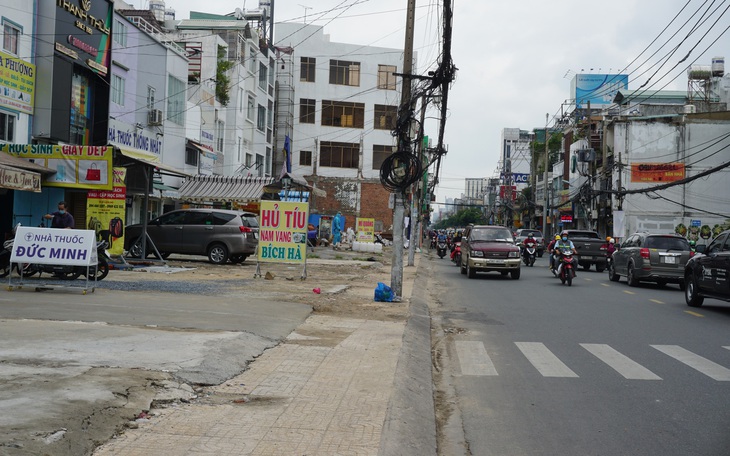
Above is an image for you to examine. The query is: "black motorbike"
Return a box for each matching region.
[437,240,447,258]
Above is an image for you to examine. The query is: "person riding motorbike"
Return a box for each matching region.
[522,233,538,261]
[547,234,560,271]
[688,239,696,253]
[554,232,579,277]
[606,237,617,257]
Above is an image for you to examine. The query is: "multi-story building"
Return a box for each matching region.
[464,178,488,207]
[274,22,405,233]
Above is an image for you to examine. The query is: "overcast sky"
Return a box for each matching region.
[141,0,728,202]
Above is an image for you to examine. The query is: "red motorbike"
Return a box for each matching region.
[451,242,462,266]
[556,248,576,286]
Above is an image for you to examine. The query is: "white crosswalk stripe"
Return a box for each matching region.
[651,345,730,381]
[515,342,578,378]
[455,341,498,376]
[580,344,662,380]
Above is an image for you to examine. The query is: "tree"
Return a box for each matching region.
[434,207,487,229]
[215,45,234,106]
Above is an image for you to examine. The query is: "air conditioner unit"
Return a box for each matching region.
[683,104,696,114]
[148,109,163,126]
[577,149,595,162]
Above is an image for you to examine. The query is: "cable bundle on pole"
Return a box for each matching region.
[379,150,422,193]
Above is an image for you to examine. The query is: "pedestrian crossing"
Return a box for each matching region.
[455,340,730,381]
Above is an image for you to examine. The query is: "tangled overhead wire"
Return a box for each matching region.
[379,150,423,193]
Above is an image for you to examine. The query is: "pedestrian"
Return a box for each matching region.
[332,211,343,248]
[44,201,75,229]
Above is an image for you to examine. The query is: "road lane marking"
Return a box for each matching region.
[455,341,498,376]
[515,342,578,378]
[623,290,636,295]
[684,311,704,318]
[584,278,593,282]
[651,345,730,381]
[650,299,665,304]
[601,283,610,287]
[581,344,661,380]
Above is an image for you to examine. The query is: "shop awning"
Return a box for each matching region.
[116,146,191,177]
[0,164,42,192]
[0,151,56,175]
[178,174,276,202]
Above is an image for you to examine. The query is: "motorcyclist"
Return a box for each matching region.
[606,237,617,258]
[522,233,537,260]
[554,232,579,277]
[688,239,696,253]
[547,234,560,271]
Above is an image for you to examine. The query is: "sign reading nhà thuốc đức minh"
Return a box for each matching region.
[11,226,97,266]
[0,144,113,190]
[257,201,309,264]
[356,218,375,242]
[630,162,685,183]
[0,50,35,115]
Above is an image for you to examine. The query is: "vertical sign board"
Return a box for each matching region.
[356,218,375,243]
[11,227,97,266]
[87,168,127,255]
[258,201,310,264]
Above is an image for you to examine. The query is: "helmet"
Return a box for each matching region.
[609,238,615,244]
[555,234,561,240]
[606,236,612,241]
[689,240,696,246]
[528,233,534,238]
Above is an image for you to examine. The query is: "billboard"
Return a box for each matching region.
[571,74,628,108]
[258,201,310,264]
[0,51,35,114]
[54,0,113,77]
[630,163,685,183]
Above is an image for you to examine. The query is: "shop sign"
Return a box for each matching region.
[86,167,126,255]
[0,164,41,192]
[356,217,375,243]
[631,162,685,183]
[0,144,113,190]
[257,201,309,264]
[11,226,97,266]
[0,51,35,114]
[54,0,112,76]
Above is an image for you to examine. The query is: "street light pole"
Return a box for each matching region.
[542,113,549,237]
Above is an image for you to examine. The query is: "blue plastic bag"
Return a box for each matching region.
[374,282,393,302]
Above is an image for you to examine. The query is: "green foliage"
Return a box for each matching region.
[434,207,487,230]
[215,45,234,106]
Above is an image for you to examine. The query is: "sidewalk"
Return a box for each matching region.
[93,254,431,456]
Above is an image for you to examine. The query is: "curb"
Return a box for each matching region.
[379,258,437,456]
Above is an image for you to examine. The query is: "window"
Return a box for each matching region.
[372,145,393,170]
[299,98,316,124]
[185,146,198,166]
[267,100,273,128]
[147,86,155,109]
[269,57,275,86]
[2,20,20,54]
[247,95,255,120]
[258,62,267,89]
[248,47,256,73]
[237,137,242,162]
[112,19,127,47]
[256,154,264,177]
[238,88,244,112]
[257,104,266,131]
[300,150,312,166]
[167,75,185,125]
[320,141,359,169]
[0,111,15,142]
[321,100,364,128]
[374,104,397,130]
[377,64,397,90]
[111,74,125,106]
[329,59,360,86]
[300,57,316,82]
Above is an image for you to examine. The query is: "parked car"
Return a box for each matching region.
[562,230,608,272]
[608,232,691,288]
[514,228,545,257]
[460,225,521,279]
[124,209,259,264]
[684,230,730,307]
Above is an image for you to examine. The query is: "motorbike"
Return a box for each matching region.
[522,241,537,267]
[430,236,437,249]
[437,240,447,259]
[555,247,576,286]
[451,242,462,265]
[14,239,111,281]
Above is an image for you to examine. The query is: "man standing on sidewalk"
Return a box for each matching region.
[44,201,75,229]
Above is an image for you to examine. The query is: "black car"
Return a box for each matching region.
[684,230,730,307]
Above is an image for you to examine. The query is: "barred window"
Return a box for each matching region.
[301,57,315,82]
[374,104,397,130]
[377,64,397,90]
[300,98,315,124]
[329,60,360,86]
[299,150,312,166]
[321,100,364,128]
[372,144,393,170]
[320,141,359,169]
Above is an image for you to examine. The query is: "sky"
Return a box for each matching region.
[138,0,728,203]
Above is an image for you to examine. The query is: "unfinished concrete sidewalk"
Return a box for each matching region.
[94,255,435,456]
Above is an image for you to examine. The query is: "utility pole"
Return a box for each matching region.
[408,98,428,266]
[542,113,549,237]
[391,0,416,297]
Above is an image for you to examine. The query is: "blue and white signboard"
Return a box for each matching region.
[690,219,701,227]
[572,74,629,108]
[11,227,97,266]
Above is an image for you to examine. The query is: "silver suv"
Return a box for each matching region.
[608,232,691,289]
[125,209,259,264]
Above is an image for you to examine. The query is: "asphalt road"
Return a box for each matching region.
[430,254,730,456]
